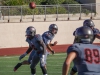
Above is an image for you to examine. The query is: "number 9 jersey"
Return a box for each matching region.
[67,43,100,75]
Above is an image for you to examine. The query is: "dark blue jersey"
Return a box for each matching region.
[73,27,100,43]
[42,31,55,45]
[73,27,100,36]
[67,43,100,75]
[73,27,81,36]
[26,34,46,54]
[92,28,100,42]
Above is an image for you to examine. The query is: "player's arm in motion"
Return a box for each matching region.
[13,26,36,72]
[13,46,33,72]
[46,40,57,54]
[43,24,58,54]
[62,52,77,75]
[19,46,33,60]
[42,32,57,54]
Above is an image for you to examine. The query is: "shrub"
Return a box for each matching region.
[2,0,25,6]
[45,0,65,5]
[82,9,90,15]
[63,0,79,4]
[0,0,93,16]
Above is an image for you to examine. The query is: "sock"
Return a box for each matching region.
[41,67,47,74]
[14,63,22,71]
[31,68,36,75]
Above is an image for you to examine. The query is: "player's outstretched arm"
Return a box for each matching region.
[46,43,55,54]
[19,46,32,60]
[50,41,58,46]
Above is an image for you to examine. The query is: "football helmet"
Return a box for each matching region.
[83,19,95,27]
[75,26,94,43]
[49,24,58,34]
[26,26,36,39]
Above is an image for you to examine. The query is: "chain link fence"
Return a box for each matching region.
[0,3,100,22]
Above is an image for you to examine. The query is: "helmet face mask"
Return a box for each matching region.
[75,26,94,43]
[49,24,58,35]
[51,28,58,34]
[26,26,36,39]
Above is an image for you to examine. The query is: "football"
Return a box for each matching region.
[29,2,36,9]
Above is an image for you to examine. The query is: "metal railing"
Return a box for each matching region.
[0,3,100,22]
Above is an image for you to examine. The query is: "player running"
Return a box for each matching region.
[70,19,100,75]
[62,26,100,75]
[15,26,48,75]
[13,24,58,72]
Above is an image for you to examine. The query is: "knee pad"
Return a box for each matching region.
[40,59,46,67]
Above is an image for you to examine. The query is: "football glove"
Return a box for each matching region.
[51,50,55,54]
[19,53,27,60]
[53,41,57,46]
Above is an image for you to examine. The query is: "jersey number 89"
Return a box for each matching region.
[85,48,100,64]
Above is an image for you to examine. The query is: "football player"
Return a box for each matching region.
[73,19,100,43]
[62,26,100,75]
[70,19,100,75]
[15,26,48,75]
[13,24,58,72]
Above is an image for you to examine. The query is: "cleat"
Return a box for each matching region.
[13,68,17,72]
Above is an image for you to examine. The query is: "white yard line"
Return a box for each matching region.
[0,71,62,73]
[0,53,66,59]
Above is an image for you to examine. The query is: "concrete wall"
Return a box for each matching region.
[0,20,100,48]
[96,0,100,3]
[96,0,100,16]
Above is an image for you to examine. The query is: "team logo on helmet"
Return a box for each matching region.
[75,26,94,43]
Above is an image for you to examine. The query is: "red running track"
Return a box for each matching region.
[0,43,100,56]
[0,44,71,56]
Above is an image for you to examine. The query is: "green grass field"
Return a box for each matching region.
[0,53,74,75]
